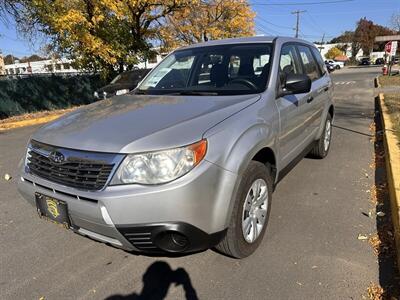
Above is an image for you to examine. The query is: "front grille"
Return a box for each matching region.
[27,150,114,191]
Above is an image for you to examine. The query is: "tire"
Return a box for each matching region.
[335,65,340,70]
[216,161,273,258]
[309,114,332,159]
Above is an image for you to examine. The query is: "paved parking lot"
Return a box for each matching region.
[0,66,382,299]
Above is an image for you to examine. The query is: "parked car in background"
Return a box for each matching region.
[324,59,344,69]
[325,61,335,73]
[360,57,371,65]
[18,36,334,258]
[375,58,385,65]
[94,69,151,99]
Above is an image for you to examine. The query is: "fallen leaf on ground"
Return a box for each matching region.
[366,282,384,300]
[358,234,369,240]
[4,173,11,181]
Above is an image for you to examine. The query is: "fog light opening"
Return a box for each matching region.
[154,231,189,252]
[171,232,188,248]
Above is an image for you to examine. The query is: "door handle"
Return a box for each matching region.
[307,96,314,103]
[317,86,329,94]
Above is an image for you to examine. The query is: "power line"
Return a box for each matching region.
[256,22,283,35]
[251,0,354,6]
[259,8,395,16]
[292,10,306,38]
[256,15,293,30]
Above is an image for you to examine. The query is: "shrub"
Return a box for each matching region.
[0,74,106,119]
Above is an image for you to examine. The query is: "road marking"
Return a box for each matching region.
[335,81,356,85]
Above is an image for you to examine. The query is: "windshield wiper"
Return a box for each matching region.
[165,91,219,96]
[133,89,148,95]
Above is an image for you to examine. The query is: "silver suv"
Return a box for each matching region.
[18,37,334,258]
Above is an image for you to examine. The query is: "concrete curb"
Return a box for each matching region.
[0,114,64,131]
[375,76,381,88]
[379,93,400,268]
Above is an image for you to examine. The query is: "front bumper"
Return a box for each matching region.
[17,159,237,253]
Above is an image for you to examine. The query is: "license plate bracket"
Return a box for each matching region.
[35,193,71,228]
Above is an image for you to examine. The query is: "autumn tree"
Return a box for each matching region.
[325,47,343,60]
[11,0,190,77]
[158,0,255,51]
[353,18,395,56]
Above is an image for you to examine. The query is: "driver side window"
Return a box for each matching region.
[279,45,300,86]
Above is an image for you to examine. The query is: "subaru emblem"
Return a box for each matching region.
[49,151,65,164]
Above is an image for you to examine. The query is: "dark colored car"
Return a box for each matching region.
[94,69,151,99]
[360,58,370,65]
[325,61,335,73]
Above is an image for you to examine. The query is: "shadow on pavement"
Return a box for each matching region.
[373,97,400,297]
[105,261,199,300]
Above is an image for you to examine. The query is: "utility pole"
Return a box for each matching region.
[319,33,325,53]
[291,10,306,38]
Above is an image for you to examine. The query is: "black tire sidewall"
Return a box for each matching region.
[319,114,333,157]
[231,161,273,257]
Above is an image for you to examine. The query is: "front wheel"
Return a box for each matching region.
[216,161,273,258]
[309,114,332,159]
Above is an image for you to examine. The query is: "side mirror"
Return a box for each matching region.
[282,74,311,96]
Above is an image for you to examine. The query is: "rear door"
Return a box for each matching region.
[296,45,328,143]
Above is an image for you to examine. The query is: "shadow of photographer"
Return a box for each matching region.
[105,261,198,300]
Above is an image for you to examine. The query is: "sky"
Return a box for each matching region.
[0,0,399,57]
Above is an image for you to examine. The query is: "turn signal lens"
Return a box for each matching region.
[189,139,207,165]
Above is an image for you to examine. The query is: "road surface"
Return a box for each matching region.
[0,66,382,299]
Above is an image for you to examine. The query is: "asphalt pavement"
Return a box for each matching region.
[0,66,383,299]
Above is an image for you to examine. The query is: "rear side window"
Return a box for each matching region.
[310,47,326,76]
[297,45,321,81]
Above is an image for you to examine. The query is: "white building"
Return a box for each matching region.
[3,53,165,75]
[4,58,79,75]
[314,43,364,60]
[0,54,4,75]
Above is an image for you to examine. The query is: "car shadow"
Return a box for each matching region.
[373,96,400,297]
[105,260,199,300]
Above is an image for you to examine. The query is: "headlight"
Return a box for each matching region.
[110,140,207,185]
[24,145,32,172]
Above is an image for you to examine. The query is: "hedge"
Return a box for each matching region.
[0,74,106,119]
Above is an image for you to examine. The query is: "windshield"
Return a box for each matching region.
[136,43,272,95]
[110,69,151,85]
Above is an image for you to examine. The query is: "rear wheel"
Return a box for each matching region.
[216,161,272,258]
[309,114,332,159]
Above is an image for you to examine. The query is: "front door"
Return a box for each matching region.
[276,44,310,169]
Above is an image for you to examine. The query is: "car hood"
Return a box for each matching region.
[32,93,260,153]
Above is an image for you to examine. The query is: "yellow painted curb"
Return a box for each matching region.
[379,93,400,268]
[0,114,64,131]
